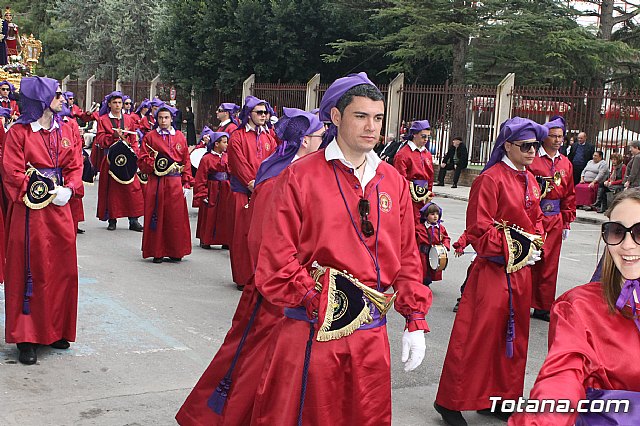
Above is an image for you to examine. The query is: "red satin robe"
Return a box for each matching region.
[227,125,276,287]
[393,143,434,225]
[217,121,238,135]
[509,282,640,426]
[176,175,284,426]
[62,117,86,230]
[527,153,575,311]
[70,104,94,124]
[192,151,233,246]
[139,115,155,136]
[416,222,451,282]
[0,98,20,118]
[251,151,432,425]
[436,161,544,411]
[95,113,144,220]
[0,124,6,281]
[138,129,193,259]
[3,123,82,344]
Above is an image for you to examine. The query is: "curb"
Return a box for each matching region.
[435,192,605,226]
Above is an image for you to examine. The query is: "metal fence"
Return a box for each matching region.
[252,82,307,116]
[65,79,87,109]
[120,81,152,105]
[197,87,244,131]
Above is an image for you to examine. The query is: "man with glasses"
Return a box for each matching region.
[568,131,595,185]
[215,102,239,134]
[527,116,576,322]
[2,77,82,365]
[94,91,144,231]
[435,117,546,426]
[227,96,277,290]
[63,91,94,125]
[248,73,430,425]
[0,80,20,122]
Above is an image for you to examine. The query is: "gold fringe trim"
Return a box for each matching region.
[409,182,433,203]
[22,167,56,210]
[108,170,135,185]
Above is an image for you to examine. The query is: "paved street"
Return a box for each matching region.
[1,180,602,426]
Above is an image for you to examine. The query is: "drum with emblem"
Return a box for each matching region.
[190,147,207,169]
[428,244,448,272]
[107,140,138,184]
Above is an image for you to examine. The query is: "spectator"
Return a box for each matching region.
[568,131,595,185]
[183,105,196,146]
[379,132,403,164]
[575,150,608,209]
[593,153,626,213]
[559,133,573,156]
[435,136,468,188]
[623,140,640,190]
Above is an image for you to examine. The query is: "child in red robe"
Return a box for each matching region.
[417,202,450,286]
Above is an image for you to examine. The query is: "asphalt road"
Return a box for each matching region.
[0,180,602,426]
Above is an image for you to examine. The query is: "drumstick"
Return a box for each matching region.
[112,128,137,135]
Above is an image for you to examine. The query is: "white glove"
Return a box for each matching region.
[203,197,209,205]
[526,249,542,266]
[183,187,191,198]
[562,229,570,241]
[401,330,426,372]
[49,186,72,207]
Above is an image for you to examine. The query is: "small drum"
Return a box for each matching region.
[190,147,207,169]
[428,244,448,271]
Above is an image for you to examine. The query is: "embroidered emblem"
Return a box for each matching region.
[559,169,567,177]
[176,143,183,152]
[61,138,71,148]
[532,186,540,200]
[114,154,127,167]
[265,142,271,152]
[379,192,392,213]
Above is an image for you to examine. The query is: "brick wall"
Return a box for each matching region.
[432,165,481,187]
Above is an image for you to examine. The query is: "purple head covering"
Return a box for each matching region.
[403,120,431,141]
[15,76,60,125]
[99,91,124,116]
[123,95,132,112]
[0,80,16,100]
[419,201,443,224]
[199,125,214,143]
[150,98,165,108]
[153,103,178,120]
[206,132,230,152]
[0,106,11,119]
[219,102,240,125]
[318,72,377,148]
[63,91,74,100]
[238,96,271,127]
[135,98,151,115]
[482,117,548,173]
[254,107,323,186]
[544,115,566,133]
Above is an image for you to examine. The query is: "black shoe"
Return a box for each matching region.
[152,257,163,264]
[453,298,460,313]
[597,207,606,214]
[590,202,600,210]
[236,284,244,291]
[129,220,143,232]
[221,245,230,250]
[50,339,70,350]
[107,220,116,231]
[76,228,85,234]
[451,184,458,188]
[434,182,445,187]
[477,406,513,422]
[17,343,37,365]
[531,309,550,322]
[168,257,182,262]
[200,243,212,249]
[434,402,467,426]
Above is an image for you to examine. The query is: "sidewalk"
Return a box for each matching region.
[433,184,605,225]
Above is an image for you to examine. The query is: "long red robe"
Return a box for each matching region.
[527,153,575,311]
[193,151,233,246]
[62,117,86,230]
[3,122,82,344]
[176,175,283,426]
[227,125,276,287]
[250,151,432,425]
[393,143,434,229]
[509,282,640,426]
[95,113,144,220]
[416,222,451,282]
[138,129,193,259]
[436,161,544,411]
[0,124,7,282]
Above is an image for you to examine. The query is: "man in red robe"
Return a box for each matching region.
[249,74,431,425]
[95,91,144,231]
[0,80,20,122]
[227,96,277,290]
[2,76,83,365]
[59,101,87,235]
[63,91,96,124]
[216,102,240,134]
[138,104,193,262]
[192,132,233,249]
[527,116,576,322]
[175,108,325,426]
[434,117,546,426]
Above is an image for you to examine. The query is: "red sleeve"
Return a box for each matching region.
[1,128,29,202]
[453,230,468,252]
[61,131,83,197]
[94,116,117,148]
[393,149,409,179]
[560,162,576,229]
[227,131,254,188]
[192,155,210,206]
[10,99,19,117]
[178,132,193,187]
[440,225,451,250]
[136,133,155,175]
[466,173,508,258]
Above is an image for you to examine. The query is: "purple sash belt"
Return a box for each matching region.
[576,388,640,425]
[39,167,63,185]
[540,198,561,216]
[165,171,181,177]
[284,305,387,330]
[208,172,228,181]
[230,175,250,195]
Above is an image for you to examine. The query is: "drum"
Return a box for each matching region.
[428,244,448,272]
[190,147,207,169]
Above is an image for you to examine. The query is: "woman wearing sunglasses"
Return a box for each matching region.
[510,189,640,425]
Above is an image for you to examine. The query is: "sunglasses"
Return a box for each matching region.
[358,199,375,237]
[124,102,132,105]
[419,134,430,139]
[216,108,225,113]
[0,88,9,91]
[55,92,63,99]
[601,221,640,246]
[252,110,268,116]
[509,141,540,153]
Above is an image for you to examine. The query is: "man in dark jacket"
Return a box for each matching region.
[568,131,595,185]
[435,137,468,188]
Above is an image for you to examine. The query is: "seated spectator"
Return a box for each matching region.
[592,153,626,213]
[575,150,608,209]
[623,140,640,191]
[435,136,468,188]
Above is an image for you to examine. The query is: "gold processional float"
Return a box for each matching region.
[1,33,43,90]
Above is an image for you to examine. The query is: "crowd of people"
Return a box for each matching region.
[1,72,639,426]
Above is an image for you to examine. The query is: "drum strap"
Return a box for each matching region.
[109,116,125,132]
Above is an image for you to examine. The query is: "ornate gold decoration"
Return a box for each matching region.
[20,34,42,74]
